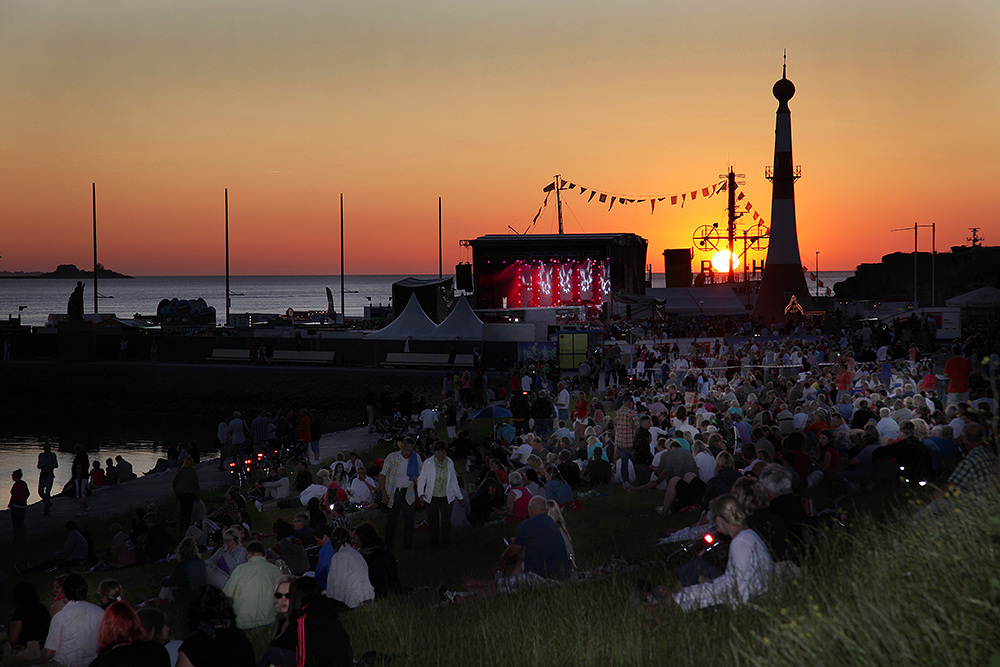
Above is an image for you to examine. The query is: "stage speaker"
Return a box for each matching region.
[455,263,473,291]
[663,248,692,287]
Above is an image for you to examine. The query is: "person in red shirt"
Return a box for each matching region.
[90,461,107,487]
[943,345,974,405]
[9,469,30,542]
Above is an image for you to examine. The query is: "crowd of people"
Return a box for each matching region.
[4,318,998,664]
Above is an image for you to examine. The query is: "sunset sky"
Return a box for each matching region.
[2,1,998,276]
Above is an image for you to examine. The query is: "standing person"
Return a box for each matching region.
[379,437,422,551]
[228,412,249,465]
[309,409,323,466]
[217,415,230,471]
[37,442,58,516]
[41,573,105,667]
[71,444,89,516]
[296,409,313,463]
[417,441,464,550]
[943,344,974,406]
[614,395,640,469]
[9,469,29,542]
[172,457,200,532]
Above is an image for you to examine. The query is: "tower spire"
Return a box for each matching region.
[752,56,813,324]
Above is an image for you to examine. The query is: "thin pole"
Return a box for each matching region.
[225,189,230,326]
[555,175,564,234]
[931,222,936,307]
[815,251,819,298]
[340,193,345,321]
[913,222,918,306]
[92,183,98,314]
[438,196,442,279]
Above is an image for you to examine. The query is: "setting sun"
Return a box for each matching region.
[710,250,740,273]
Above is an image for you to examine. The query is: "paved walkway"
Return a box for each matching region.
[0,428,383,546]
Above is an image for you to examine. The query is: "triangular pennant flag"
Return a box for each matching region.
[566,183,575,190]
[737,192,745,201]
[580,186,586,194]
[543,182,555,192]
[702,187,710,197]
[718,182,728,192]
[588,191,597,202]
[637,199,645,203]
[657,197,665,202]
[671,195,678,205]
[599,193,607,203]
[681,193,687,207]
[650,200,656,214]
[817,280,824,287]
[752,211,759,221]
[609,196,616,210]
[745,202,752,211]
[690,191,698,200]
[802,265,808,272]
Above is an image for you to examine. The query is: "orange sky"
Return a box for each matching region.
[2,1,998,276]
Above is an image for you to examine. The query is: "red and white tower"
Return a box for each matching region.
[752,60,812,323]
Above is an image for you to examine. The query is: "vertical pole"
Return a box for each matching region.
[815,251,819,298]
[340,193,345,321]
[555,175,564,234]
[931,222,936,307]
[728,169,736,283]
[92,183,98,314]
[438,196,443,279]
[913,222,918,306]
[225,189,230,326]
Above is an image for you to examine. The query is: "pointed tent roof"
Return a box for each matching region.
[945,285,1000,308]
[420,297,484,340]
[365,293,437,339]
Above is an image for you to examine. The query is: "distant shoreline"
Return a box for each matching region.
[0,263,132,279]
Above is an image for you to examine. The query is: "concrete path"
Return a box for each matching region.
[0,428,383,546]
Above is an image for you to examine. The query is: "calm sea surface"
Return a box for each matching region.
[0,271,856,328]
[0,274,439,328]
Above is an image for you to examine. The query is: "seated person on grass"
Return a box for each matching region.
[90,523,137,571]
[640,493,773,612]
[449,496,570,600]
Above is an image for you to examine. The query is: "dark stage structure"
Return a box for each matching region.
[467,233,648,310]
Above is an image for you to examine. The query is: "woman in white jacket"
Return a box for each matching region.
[417,441,465,550]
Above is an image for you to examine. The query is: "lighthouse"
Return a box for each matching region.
[752,60,813,324]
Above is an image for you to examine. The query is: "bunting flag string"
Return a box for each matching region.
[540,177,726,214]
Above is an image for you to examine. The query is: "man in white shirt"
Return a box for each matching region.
[348,466,376,505]
[511,436,535,466]
[42,573,105,667]
[419,406,438,434]
[555,382,571,422]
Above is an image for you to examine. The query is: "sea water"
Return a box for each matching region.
[0,271,856,328]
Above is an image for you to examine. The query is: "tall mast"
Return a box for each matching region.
[727,169,736,283]
[225,188,230,326]
[438,196,443,278]
[92,183,98,314]
[555,174,564,234]
[340,193,345,321]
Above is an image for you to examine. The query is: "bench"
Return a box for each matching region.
[208,349,251,362]
[270,350,336,365]
[382,352,474,369]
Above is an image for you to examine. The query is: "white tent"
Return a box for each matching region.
[365,293,438,339]
[945,286,1000,308]
[421,297,484,340]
